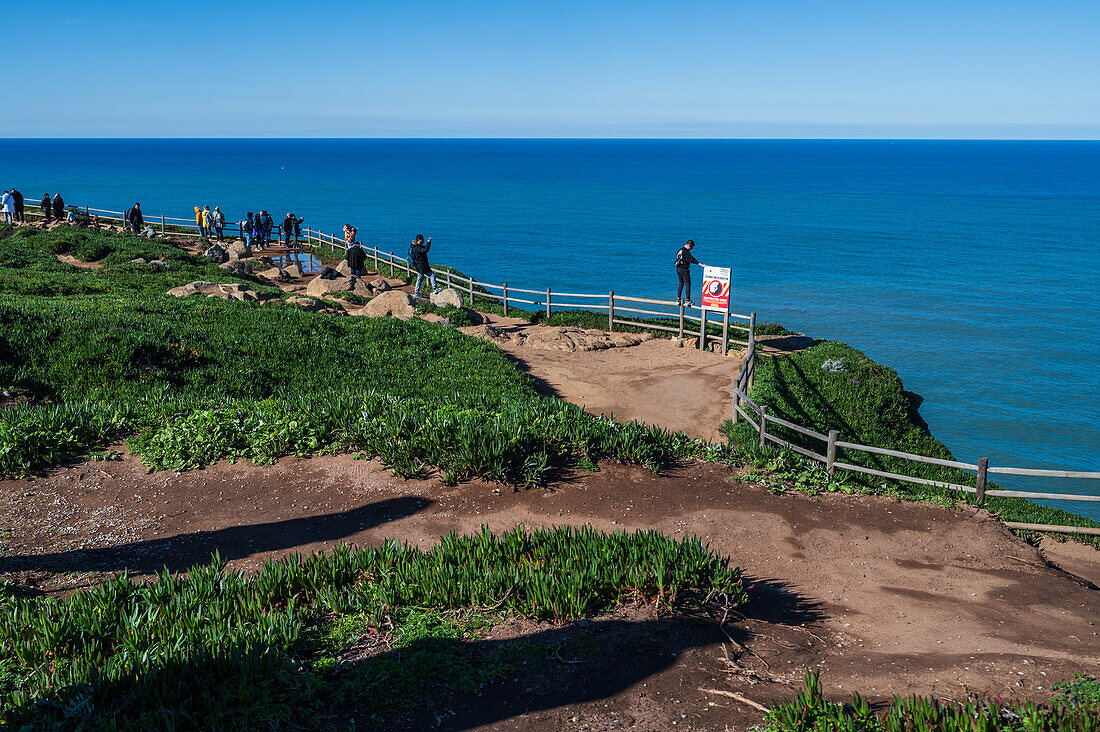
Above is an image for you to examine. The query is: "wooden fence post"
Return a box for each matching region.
[373,246,379,272]
[608,291,615,331]
[976,457,989,505]
[446,270,452,289]
[722,310,730,355]
[758,406,768,450]
[503,283,509,316]
[546,288,552,319]
[678,302,685,339]
[827,430,839,477]
[732,377,740,425]
[749,312,756,349]
[161,214,166,235]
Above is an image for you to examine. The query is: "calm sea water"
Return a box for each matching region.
[4,140,1099,519]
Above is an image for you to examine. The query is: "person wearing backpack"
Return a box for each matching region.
[125,202,144,233]
[345,239,366,277]
[251,213,265,250]
[243,212,256,250]
[52,193,64,221]
[0,191,13,224]
[674,239,703,307]
[409,234,439,297]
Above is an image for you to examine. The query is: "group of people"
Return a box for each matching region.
[341,230,440,296]
[1,189,25,223]
[193,205,227,242]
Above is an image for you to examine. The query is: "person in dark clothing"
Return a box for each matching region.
[281,210,303,246]
[345,240,366,277]
[52,194,64,220]
[409,234,439,296]
[126,203,144,234]
[250,213,265,250]
[290,214,303,248]
[40,194,51,223]
[243,212,256,250]
[10,189,24,222]
[675,239,703,307]
[260,211,274,246]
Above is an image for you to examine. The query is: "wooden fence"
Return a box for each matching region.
[303,228,756,355]
[732,347,1100,536]
[28,203,757,355]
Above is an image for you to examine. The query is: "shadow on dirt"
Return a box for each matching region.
[0,495,432,576]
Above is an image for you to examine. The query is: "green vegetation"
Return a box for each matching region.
[724,341,1100,542]
[761,672,1100,732]
[0,525,745,729]
[0,224,718,481]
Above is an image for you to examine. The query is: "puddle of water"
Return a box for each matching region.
[269,252,323,273]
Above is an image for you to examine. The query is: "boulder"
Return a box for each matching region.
[258,266,290,282]
[369,278,391,293]
[219,260,254,275]
[305,273,374,298]
[430,287,465,309]
[167,281,270,302]
[203,244,228,264]
[286,296,343,316]
[227,239,252,259]
[355,290,417,320]
[227,248,240,262]
[335,259,351,276]
[130,257,147,264]
[284,263,304,279]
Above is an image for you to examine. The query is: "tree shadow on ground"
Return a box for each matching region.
[0,495,432,576]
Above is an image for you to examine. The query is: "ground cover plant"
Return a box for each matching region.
[723,341,1100,542]
[0,525,746,729]
[761,671,1100,732]
[0,224,717,481]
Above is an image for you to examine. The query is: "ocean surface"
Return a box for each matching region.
[4,139,1099,520]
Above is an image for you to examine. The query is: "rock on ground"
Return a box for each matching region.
[459,325,653,352]
[354,290,417,319]
[257,267,290,282]
[430,287,465,308]
[305,274,374,298]
[283,264,305,279]
[227,240,252,259]
[203,244,228,264]
[285,296,344,316]
[219,260,254,275]
[167,281,270,302]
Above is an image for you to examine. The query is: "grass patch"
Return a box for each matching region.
[724,341,1100,544]
[0,225,723,481]
[761,671,1100,732]
[0,525,745,728]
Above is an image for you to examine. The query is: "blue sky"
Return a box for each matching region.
[5,0,1098,138]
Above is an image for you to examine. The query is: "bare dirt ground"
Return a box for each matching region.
[1,449,1096,730]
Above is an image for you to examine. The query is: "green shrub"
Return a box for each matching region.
[762,671,1099,732]
[723,342,1100,540]
[0,526,746,728]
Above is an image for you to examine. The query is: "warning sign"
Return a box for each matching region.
[701,266,731,311]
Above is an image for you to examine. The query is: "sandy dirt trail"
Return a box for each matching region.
[2,453,1096,730]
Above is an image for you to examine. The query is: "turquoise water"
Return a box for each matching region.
[4,139,1099,518]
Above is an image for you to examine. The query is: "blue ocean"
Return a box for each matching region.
[4,140,1099,519]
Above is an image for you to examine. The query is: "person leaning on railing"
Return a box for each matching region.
[40,194,51,223]
[125,202,144,234]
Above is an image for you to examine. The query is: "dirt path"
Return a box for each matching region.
[1,451,1095,730]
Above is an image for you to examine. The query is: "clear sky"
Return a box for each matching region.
[5,0,1098,138]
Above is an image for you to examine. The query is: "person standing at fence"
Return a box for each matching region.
[289,213,304,249]
[675,239,703,307]
[0,191,13,224]
[251,212,265,251]
[282,212,302,248]
[52,193,64,221]
[40,194,51,223]
[10,189,24,222]
[410,234,439,296]
[211,206,225,242]
[260,210,274,246]
[202,206,213,239]
[242,212,255,250]
[125,203,144,234]
[343,224,357,248]
[345,239,366,277]
[194,206,205,238]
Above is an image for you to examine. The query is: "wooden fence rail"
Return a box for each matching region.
[731,347,1100,536]
[27,202,757,352]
